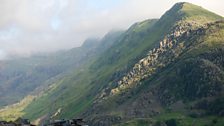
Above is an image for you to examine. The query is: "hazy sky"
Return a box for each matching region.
[0,0,223,59]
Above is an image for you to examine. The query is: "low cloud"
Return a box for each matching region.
[0,0,223,59]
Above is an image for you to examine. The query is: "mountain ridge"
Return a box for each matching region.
[26,3,224,125]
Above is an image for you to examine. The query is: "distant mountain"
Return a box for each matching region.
[0,30,123,107]
[0,2,223,126]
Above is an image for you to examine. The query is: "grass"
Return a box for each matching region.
[0,95,34,121]
[181,2,223,23]
[114,118,153,126]
[114,112,224,126]
[154,112,224,126]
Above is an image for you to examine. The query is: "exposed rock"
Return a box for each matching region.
[108,20,210,96]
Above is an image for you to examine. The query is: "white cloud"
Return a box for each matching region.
[0,0,223,59]
[0,49,7,59]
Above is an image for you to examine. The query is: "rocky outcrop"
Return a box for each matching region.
[108,20,211,96]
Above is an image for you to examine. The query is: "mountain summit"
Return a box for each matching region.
[161,2,222,21]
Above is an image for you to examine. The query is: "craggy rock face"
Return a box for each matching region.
[109,20,212,97]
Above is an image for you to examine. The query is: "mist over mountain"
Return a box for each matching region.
[0,1,224,126]
[0,0,224,60]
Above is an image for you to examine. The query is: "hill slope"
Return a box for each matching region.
[0,30,123,120]
[22,18,159,122]
[82,3,224,125]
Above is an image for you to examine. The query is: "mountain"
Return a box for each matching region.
[83,3,224,125]
[1,2,224,126]
[0,29,124,107]
[0,40,97,106]
[0,30,123,119]
[20,18,159,123]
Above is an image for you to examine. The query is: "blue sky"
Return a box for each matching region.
[0,0,223,59]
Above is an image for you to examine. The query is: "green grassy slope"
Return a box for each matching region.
[3,2,224,126]
[22,18,159,122]
[0,38,100,107]
[0,31,123,120]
